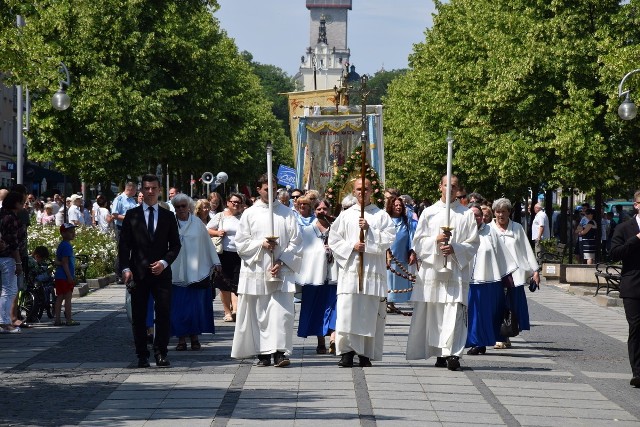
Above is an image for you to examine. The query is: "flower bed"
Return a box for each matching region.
[28,225,117,280]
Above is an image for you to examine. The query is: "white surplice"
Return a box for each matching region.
[231,200,302,359]
[489,220,539,287]
[328,203,396,359]
[406,200,479,360]
[471,223,518,284]
[295,220,337,286]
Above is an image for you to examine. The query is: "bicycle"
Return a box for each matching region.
[17,259,56,323]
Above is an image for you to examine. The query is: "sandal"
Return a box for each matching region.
[329,340,336,355]
[191,340,201,351]
[223,314,233,322]
[175,342,188,351]
[316,345,327,354]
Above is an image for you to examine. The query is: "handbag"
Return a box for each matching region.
[500,308,520,337]
[528,278,539,292]
[211,270,238,294]
[212,214,224,254]
[500,287,519,337]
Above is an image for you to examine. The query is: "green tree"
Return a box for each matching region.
[241,51,295,166]
[384,0,639,202]
[349,68,407,106]
[1,0,288,191]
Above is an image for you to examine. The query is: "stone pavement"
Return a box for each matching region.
[0,279,638,426]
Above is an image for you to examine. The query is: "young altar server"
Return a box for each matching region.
[406,175,479,370]
[231,173,302,367]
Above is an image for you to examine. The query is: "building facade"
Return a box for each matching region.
[297,0,353,91]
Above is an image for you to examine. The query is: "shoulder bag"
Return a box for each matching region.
[212,213,224,254]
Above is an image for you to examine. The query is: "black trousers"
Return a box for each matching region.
[623,297,640,377]
[131,278,171,358]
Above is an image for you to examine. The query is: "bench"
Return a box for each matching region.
[537,243,567,264]
[594,262,621,296]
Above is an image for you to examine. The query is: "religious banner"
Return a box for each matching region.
[295,105,385,196]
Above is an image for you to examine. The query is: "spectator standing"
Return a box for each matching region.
[53,224,80,326]
[208,192,223,218]
[0,192,24,333]
[112,182,138,239]
[67,195,84,225]
[40,204,56,225]
[208,193,244,322]
[531,203,550,256]
[579,208,598,265]
[94,195,113,234]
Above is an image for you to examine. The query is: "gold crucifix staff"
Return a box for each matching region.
[358,75,370,292]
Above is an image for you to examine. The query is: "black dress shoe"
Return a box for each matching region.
[256,354,271,367]
[446,356,461,371]
[137,358,150,368]
[358,355,372,367]
[273,351,291,368]
[434,357,447,368]
[631,376,640,388]
[466,346,486,355]
[338,351,355,368]
[154,354,170,367]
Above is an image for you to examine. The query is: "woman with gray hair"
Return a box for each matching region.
[171,193,221,351]
[490,197,540,349]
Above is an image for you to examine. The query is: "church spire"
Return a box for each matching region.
[317,14,328,45]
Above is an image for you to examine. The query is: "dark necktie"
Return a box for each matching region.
[148,206,155,238]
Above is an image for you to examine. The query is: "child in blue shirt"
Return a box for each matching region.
[54,223,80,326]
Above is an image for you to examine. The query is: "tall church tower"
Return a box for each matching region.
[297,0,352,91]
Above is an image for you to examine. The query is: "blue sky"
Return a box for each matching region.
[215,0,436,76]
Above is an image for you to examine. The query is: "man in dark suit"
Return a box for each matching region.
[609,190,640,388]
[119,174,181,368]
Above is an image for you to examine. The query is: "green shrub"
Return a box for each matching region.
[28,225,116,280]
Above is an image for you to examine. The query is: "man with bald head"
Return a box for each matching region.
[531,203,550,256]
[329,178,396,368]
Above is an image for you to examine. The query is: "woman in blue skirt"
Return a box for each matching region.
[490,198,541,349]
[385,196,417,314]
[466,204,517,355]
[295,197,338,354]
[170,194,220,351]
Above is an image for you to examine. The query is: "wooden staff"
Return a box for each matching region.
[358,75,370,292]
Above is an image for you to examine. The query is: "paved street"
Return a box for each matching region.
[0,279,638,426]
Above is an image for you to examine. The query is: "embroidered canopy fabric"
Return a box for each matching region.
[295,106,385,194]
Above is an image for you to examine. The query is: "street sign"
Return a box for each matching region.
[6,162,15,171]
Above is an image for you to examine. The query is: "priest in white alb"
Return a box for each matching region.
[328,178,396,368]
[231,173,302,368]
[406,175,479,371]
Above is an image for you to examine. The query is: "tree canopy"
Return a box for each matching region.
[1,0,290,189]
[383,0,640,203]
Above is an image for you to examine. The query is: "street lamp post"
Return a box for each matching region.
[15,15,71,184]
[617,69,640,120]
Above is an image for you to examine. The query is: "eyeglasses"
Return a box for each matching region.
[174,204,188,209]
[456,195,467,200]
[228,200,241,205]
[291,195,302,199]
